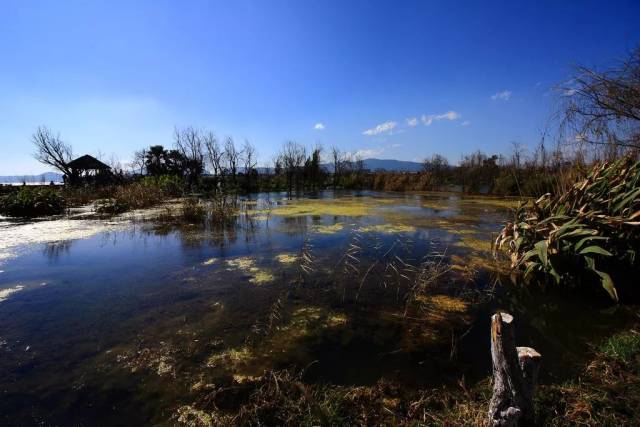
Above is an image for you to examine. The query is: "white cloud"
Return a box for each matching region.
[353,147,385,158]
[391,143,403,148]
[406,117,418,127]
[314,122,325,130]
[491,90,512,101]
[362,121,397,136]
[563,88,577,97]
[421,110,461,126]
[461,120,471,126]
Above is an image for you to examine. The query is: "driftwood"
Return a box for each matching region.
[488,312,541,426]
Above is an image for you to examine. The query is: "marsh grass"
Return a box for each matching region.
[535,326,640,426]
[175,323,640,426]
[181,198,206,222]
[175,369,491,426]
[0,186,66,217]
[599,329,640,362]
[95,181,164,214]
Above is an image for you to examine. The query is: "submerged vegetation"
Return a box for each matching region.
[496,156,640,301]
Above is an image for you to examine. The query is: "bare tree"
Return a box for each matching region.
[422,153,449,184]
[240,139,258,190]
[203,131,224,178]
[509,141,527,169]
[32,126,73,177]
[330,146,341,189]
[561,47,640,157]
[272,154,283,176]
[130,149,147,175]
[174,126,205,183]
[242,139,257,173]
[224,136,239,179]
[280,141,306,194]
[106,153,124,176]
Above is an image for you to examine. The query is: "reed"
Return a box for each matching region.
[495,155,640,301]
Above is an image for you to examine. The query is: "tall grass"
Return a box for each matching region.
[95,181,165,214]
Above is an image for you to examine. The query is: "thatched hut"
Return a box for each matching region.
[66,155,111,185]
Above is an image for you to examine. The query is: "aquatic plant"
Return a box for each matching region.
[95,181,164,214]
[495,156,640,301]
[298,236,315,279]
[225,256,274,285]
[208,195,239,227]
[357,223,417,234]
[181,197,206,222]
[0,187,66,217]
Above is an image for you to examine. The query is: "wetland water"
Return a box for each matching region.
[0,191,634,425]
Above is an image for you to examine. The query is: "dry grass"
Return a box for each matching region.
[535,328,640,426]
[173,326,640,426]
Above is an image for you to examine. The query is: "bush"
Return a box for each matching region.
[0,187,66,217]
[181,197,206,222]
[496,156,640,301]
[95,181,164,214]
[142,175,185,197]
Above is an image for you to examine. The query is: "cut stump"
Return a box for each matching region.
[488,312,541,426]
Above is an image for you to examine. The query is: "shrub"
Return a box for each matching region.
[95,181,164,214]
[0,187,66,217]
[495,156,640,301]
[142,175,185,197]
[181,197,206,222]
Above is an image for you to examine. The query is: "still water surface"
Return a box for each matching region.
[0,191,633,425]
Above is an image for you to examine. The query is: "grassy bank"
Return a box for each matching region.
[174,326,640,426]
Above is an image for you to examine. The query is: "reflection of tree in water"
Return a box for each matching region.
[280,215,308,237]
[43,240,73,260]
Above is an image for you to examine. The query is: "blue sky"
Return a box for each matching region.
[1,0,639,174]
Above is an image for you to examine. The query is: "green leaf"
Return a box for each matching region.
[579,245,613,256]
[535,241,548,266]
[574,236,608,252]
[595,270,618,302]
[547,258,561,284]
[523,262,539,278]
[614,188,640,213]
[521,249,539,263]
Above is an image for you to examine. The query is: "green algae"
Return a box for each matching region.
[454,236,493,252]
[357,223,417,234]
[225,257,274,285]
[206,346,254,369]
[275,253,298,264]
[311,223,345,234]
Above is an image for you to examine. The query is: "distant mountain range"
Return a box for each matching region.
[358,158,423,172]
[319,158,423,172]
[1,158,423,183]
[0,172,63,184]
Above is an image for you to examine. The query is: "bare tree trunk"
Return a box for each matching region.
[488,313,541,426]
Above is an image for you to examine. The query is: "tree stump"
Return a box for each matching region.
[488,312,541,426]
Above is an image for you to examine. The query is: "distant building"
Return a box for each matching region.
[66,155,112,185]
